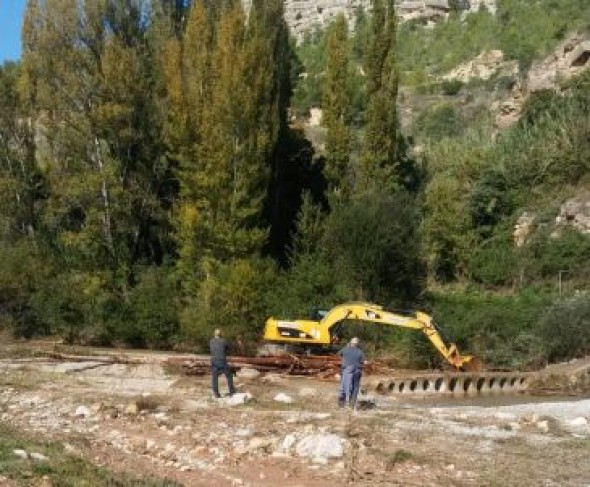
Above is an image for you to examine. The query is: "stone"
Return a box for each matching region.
[225,393,252,407]
[125,402,139,416]
[74,405,91,418]
[536,420,550,433]
[13,449,28,459]
[235,428,252,437]
[30,452,49,461]
[520,413,540,424]
[513,212,536,247]
[273,393,294,404]
[295,434,344,459]
[564,417,589,436]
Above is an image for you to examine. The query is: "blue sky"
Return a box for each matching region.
[0,0,27,63]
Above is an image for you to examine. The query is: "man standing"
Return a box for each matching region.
[209,329,236,398]
[337,337,367,409]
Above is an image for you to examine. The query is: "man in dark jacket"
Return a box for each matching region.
[209,329,236,398]
[337,337,367,409]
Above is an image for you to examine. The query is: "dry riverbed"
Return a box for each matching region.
[0,349,589,486]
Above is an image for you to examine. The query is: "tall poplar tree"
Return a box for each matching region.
[322,14,352,199]
[360,0,400,190]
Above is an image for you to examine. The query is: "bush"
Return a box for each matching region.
[122,267,180,348]
[428,290,550,368]
[319,191,423,304]
[469,169,512,233]
[538,294,590,361]
[441,79,464,96]
[467,236,518,286]
[527,228,590,280]
[415,103,465,139]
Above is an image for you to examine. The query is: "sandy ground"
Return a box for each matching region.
[0,353,589,487]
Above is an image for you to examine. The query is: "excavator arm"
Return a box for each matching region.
[263,302,476,370]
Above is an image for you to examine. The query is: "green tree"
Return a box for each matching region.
[360,0,401,190]
[322,15,352,197]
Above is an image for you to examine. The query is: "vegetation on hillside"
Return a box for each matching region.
[0,0,588,368]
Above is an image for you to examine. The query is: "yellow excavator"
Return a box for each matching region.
[262,302,477,371]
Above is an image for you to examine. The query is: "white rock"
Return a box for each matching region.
[536,420,550,433]
[75,405,91,418]
[564,417,589,435]
[235,428,252,437]
[295,434,344,459]
[568,417,588,427]
[13,449,28,459]
[248,437,274,451]
[236,368,261,380]
[225,393,252,406]
[520,413,540,424]
[30,452,48,461]
[278,433,297,453]
[274,393,294,404]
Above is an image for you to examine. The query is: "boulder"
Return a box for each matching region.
[273,393,294,404]
[563,417,589,436]
[295,434,344,459]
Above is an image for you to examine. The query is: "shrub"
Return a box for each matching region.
[538,294,590,361]
[467,236,518,286]
[441,79,464,96]
[415,103,465,139]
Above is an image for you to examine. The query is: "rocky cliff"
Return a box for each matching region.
[243,1,497,40]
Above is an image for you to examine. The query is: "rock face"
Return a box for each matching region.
[244,1,497,41]
[493,32,590,129]
[283,0,370,40]
[513,192,590,248]
[513,212,536,247]
[555,192,590,235]
[443,50,517,83]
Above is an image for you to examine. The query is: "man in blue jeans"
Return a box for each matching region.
[209,329,236,398]
[337,337,367,409]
